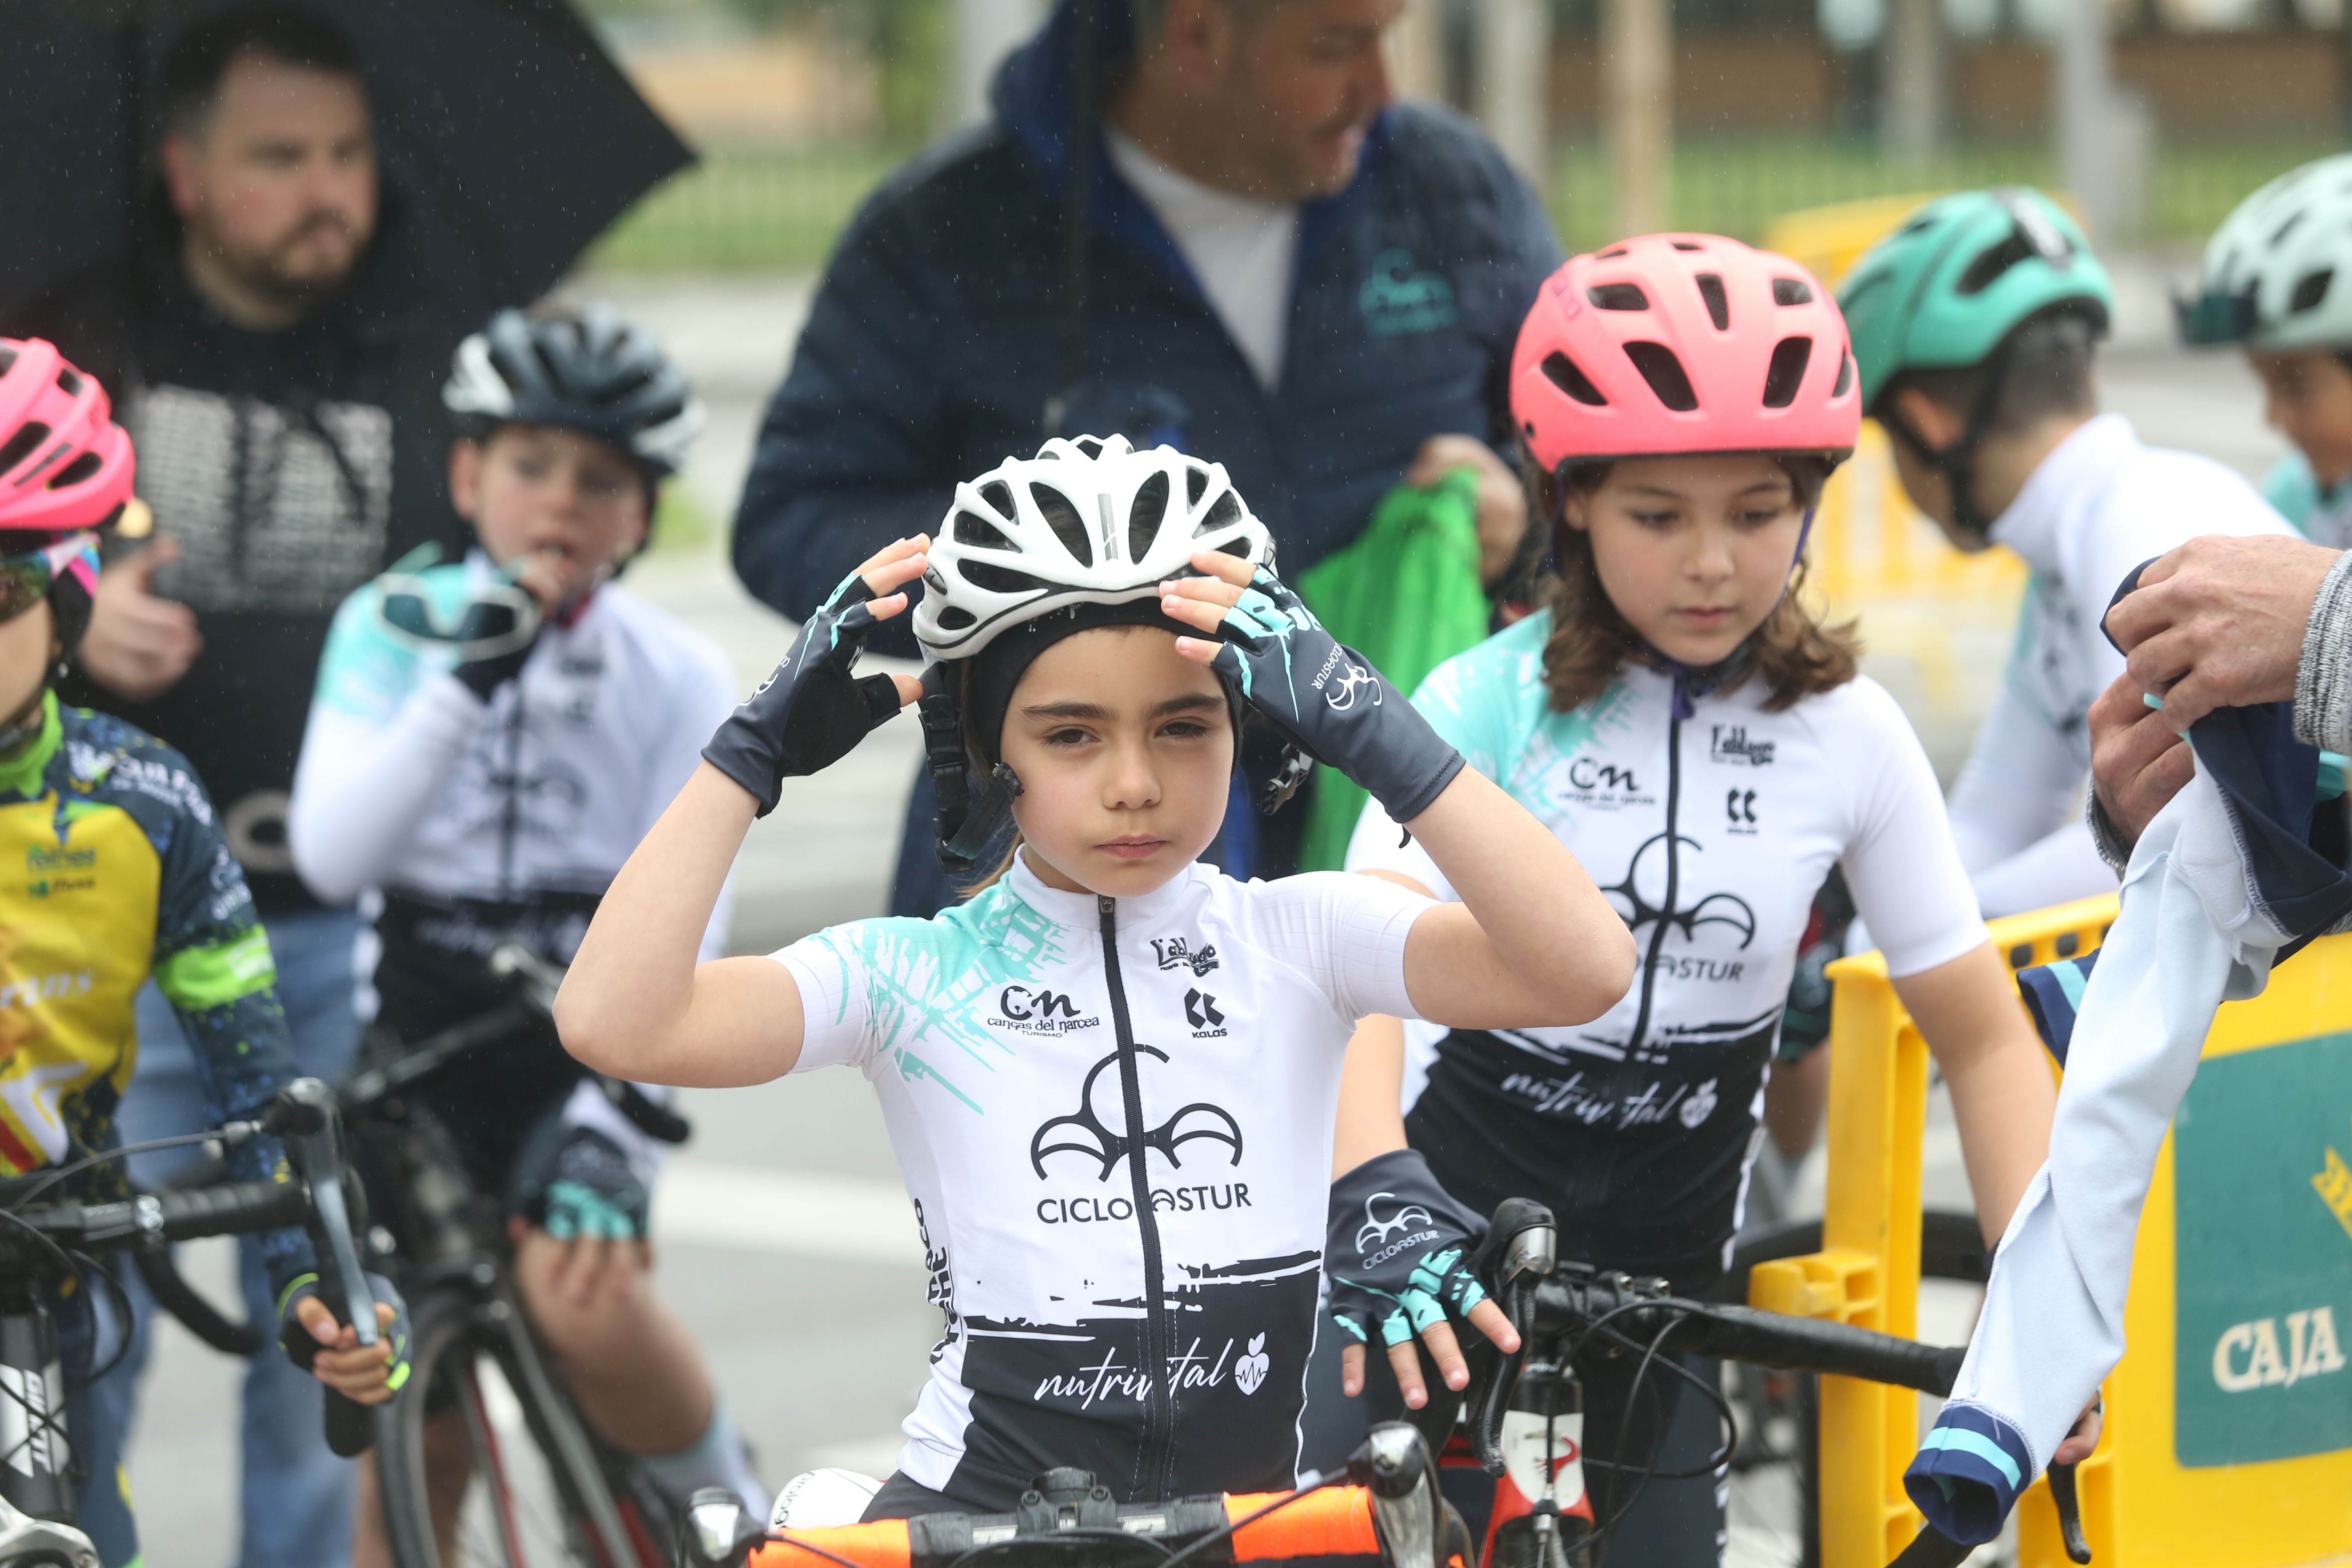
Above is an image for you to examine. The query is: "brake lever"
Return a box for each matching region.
[489,942,565,1018]
[271,1078,382,1457]
[2047,1462,2091,1564]
[1468,1198,1556,1477]
[1886,1522,1973,1568]
[677,1486,765,1567]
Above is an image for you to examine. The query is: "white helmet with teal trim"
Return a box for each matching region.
[2181,154,2352,352]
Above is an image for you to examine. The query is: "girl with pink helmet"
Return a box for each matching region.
[1317,236,2087,1560]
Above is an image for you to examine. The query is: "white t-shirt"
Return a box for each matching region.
[1105,129,1299,390]
[1953,413,2294,918]
[776,856,1430,1508]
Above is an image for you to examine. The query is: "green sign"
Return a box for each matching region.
[2174,1030,2352,1467]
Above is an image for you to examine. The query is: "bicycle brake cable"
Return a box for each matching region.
[4,1127,257,1213]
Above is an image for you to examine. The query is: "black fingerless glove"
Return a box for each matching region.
[1207,566,1465,823]
[507,1123,650,1241]
[702,572,904,815]
[1326,1148,1490,1349]
[454,633,537,699]
[279,1270,412,1388]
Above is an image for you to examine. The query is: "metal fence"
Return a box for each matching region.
[586,132,2342,272]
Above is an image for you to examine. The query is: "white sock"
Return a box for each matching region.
[640,1401,768,1518]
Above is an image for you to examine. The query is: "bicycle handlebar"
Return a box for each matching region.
[744,1489,1383,1568]
[1,1079,385,1461]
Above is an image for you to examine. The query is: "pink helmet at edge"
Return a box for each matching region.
[0,337,136,542]
[1510,234,1862,474]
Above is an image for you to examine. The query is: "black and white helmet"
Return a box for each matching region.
[2181,153,2352,351]
[443,304,703,476]
[913,434,1273,662]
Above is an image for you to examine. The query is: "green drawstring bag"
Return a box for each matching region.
[1294,466,1490,871]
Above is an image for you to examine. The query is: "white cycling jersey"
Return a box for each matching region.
[289,552,738,962]
[1951,414,2293,918]
[1348,612,1986,1286]
[775,857,1432,1509]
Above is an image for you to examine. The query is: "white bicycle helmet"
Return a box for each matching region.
[444,303,704,476]
[912,434,1272,662]
[2180,154,2352,351]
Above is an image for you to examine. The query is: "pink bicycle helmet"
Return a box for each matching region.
[1510,234,1861,473]
[0,337,135,539]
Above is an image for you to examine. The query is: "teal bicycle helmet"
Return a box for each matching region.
[1838,188,2114,537]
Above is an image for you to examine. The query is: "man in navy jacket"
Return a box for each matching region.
[734,0,1560,909]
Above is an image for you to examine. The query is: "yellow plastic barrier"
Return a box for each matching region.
[1761,192,1949,292]
[1759,894,2352,1568]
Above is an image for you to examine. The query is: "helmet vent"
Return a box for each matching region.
[1073,437,1105,459]
[2291,269,2335,315]
[2270,212,2307,248]
[1185,464,1209,506]
[980,480,1015,517]
[1597,246,1628,259]
[1671,240,1705,252]
[953,509,1014,549]
[1762,337,1813,408]
[1029,483,1094,566]
[1957,232,2041,296]
[47,452,101,490]
[0,422,50,476]
[964,559,1051,596]
[1214,535,1253,558]
[1587,283,1649,311]
[1696,274,1730,330]
[1196,489,1242,536]
[1832,349,1855,398]
[0,346,16,377]
[1623,343,1698,412]
[1540,352,1607,407]
[55,367,81,396]
[1772,278,1814,306]
[1128,472,1170,562]
[934,605,977,631]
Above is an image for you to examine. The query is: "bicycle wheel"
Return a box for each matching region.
[379,1282,671,1568]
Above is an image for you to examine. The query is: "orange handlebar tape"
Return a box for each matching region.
[1227,1487,1379,1560]
[750,1521,913,1568]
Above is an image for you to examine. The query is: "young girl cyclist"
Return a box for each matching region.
[554,435,1637,1516]
[1318,236,2090,1563]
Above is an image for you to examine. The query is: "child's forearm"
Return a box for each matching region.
[1895,942,2058,1243]
[1404,769,1636,1019]
[289,684,481,904]
[558,764,758,1078]
[1333,1014,1412,1177]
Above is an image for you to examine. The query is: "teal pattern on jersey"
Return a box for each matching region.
[791,877,1068,1113]
[1406,611,1636,820]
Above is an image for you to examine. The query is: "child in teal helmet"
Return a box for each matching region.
[2179,152,2352,547]
[1839,187,2292,920]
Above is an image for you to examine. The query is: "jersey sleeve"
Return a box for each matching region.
[142,746,319,1296]
[1255,871,1434,1023]
[772,923,882,1072]
[1831,682,1991,979]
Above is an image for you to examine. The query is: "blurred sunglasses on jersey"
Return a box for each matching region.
[0,533,99,626]
[374,572,543,662]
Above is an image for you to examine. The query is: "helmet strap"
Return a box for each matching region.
[919,663,1027,875]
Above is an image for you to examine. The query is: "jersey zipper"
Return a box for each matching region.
[1624,712,1683,1054]
[1097,892,1174,1497]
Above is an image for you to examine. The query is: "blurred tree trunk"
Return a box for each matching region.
[1882,0,1946,157]
[1604,0,1670,237]
[1476,0,1551,191]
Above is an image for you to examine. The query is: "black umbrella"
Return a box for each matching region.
[0,0,694,320]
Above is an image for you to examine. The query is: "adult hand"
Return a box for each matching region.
[2103,535,2340,733]
[2089,672,2194,854]
[77,537,200,702]
[1408,435,1526,587]
[2052,1396,2103,1466]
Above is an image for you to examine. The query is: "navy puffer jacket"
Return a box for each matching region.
[731,0,1561,653]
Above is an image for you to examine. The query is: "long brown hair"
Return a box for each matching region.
[1531,455,1860,715]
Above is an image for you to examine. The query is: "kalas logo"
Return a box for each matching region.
[1031,1046,1243,1181]
[1354,1191,1437,1264]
